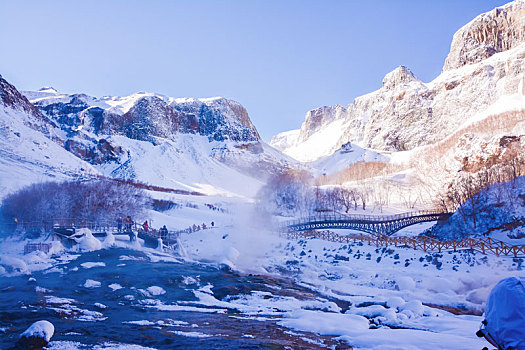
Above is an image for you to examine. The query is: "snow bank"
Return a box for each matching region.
[74,229,102,252]
[396,276,415,290]
[80,262,105,269]
[146,286,166,296]
[0,255,29,275]
[103,232,116,247]
[386,296,406,309]
[83,279,101,288]
[108,283,123,291]
[279,309,369,334]
[19,320,54,342]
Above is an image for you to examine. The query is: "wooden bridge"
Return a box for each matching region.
[9,218,215,254]
[283,210,452,236]
[13,219,183,251]
[282,230,525,258]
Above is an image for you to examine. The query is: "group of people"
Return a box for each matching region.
[116,216,216,240]
[205,204,224,213]
[116,217,168,239]
[187,221,214,233]
[116,216,135,233]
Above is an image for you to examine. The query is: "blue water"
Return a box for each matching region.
[0,248,345,349]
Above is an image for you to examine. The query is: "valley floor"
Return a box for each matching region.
[0,201,523,350]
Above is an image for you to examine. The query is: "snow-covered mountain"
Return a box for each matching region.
[271,0,525,161]
[309,142,389,177]
[0,76,297,200]
[24,88,261,145]
[0,76,102,196]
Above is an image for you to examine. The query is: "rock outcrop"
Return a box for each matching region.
[0,76,57,136]
[26,91,260,144]
[272,1,525,160]
[297,105,346,142]
[21,89,262,170]
[443,0,525,71]
[17,320,54,349]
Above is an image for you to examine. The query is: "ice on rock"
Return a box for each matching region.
[401,300,425,317]
[108,283,123,291]
[182,276,199,285]
[280,309,369,334]
[19,320,54,347]
[80,262,105,269]
[396,276,416,290]
[421,277,456,294]
[83,279,102,288]
[74,229,102,252]
[386,296,406,310]
[0,255,29,275]
[103,232,116,247]
[146,286,166,296]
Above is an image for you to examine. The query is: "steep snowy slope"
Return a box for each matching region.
[431,176,525,240]
[94,135,265,199]
[0,78,100,197]
[271,0,525,159]
[309,142,389,176]
[0,78,298,200]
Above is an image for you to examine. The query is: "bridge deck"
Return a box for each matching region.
[283,210,452,236]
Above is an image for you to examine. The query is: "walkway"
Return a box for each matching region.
[283,210,452,236]
[282,230,525,258]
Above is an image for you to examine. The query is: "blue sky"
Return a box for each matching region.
[0,0,509,141]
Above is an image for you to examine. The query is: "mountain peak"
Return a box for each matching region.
[443,0,525,71]
[382,66,419,90]
[38,86,58,93]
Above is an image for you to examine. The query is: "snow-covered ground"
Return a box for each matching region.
[1,194,522,349]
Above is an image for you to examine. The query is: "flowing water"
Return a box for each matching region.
[0,248,348,349]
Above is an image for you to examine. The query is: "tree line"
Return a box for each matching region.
[0,179,150,233]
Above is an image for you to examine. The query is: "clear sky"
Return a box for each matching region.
[0,0,510,141]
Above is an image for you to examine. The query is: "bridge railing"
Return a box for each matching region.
[280,210,449,229]
[281,230,525,258]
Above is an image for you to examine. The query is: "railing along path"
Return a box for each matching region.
[281,230,525,258]
[283,210,451,236]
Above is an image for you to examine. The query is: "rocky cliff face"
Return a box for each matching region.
[297,105,346,143]
[26,90,260,144]
[443,0,525,71]
[172,97,260,142]
[0,77,57,136]
[2,76,295,198]
[272,0,525,161]
[21,89,263,168]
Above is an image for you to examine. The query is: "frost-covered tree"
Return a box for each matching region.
[0,179,150,234]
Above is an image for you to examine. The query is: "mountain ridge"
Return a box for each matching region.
[271,0,525,161]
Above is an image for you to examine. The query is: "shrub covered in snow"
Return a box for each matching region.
[431,176,525,239]
[0,179,150,235]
